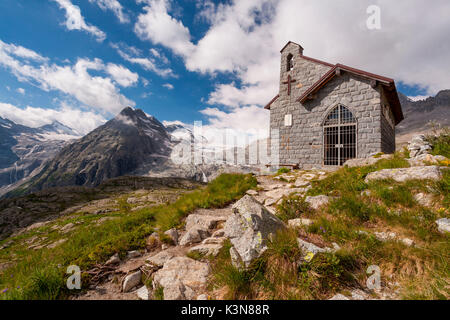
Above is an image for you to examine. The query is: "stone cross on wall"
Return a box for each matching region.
[282,75,296,96]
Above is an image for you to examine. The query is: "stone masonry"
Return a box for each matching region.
[267,42,401,168]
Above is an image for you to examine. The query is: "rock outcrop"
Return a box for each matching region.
[224,195,285,268]
[365,166,444,183]
[152,257,209,300]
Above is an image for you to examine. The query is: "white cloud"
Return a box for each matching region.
[16,88,25,95]
[0,39,135,114]
[200,105,269,134]
[0,102,107,135]
[163,83,174,90]
[135,0,450,109]
[52,0,106,41]
[89,0,129,23]
[106,63,139,87]
[111,42,175,77]
[134,0,195,57]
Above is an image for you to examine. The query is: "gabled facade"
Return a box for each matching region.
[266,41,403,168]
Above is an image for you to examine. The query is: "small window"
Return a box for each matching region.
[284,114,292,127]
[286,54,294,71]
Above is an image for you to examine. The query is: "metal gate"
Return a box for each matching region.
[323,105,357,166]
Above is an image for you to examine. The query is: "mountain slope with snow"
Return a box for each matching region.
[0,117,81,194]
[9,107,173,194]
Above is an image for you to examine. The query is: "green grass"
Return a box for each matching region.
[0,173,257,300]
[276,167,291,175]
[276,195,313,222]
[207,135,449,300]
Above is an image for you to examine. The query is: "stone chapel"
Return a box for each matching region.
[265,41,404,168]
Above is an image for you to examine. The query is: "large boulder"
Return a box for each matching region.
[224,195,285,267]
[122,270,142,293]
[344,155,392,168]
[365,166,444,183]
[179,227,210,246]
[185,214,227,231]
[152,257,209,300]
[408,154,448,166]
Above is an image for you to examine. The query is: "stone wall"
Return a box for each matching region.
[270,42,387,168]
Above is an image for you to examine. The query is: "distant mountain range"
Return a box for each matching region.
[397,90,450,143]
[0,90,448,198]
[0,118,81,195]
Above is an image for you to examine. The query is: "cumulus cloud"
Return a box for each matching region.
[162,83,174,90]
[0,102,107,135]
[105,63,139,87]
[89,0,129,23]
[135,0,450,108]
[52,0,106,41]
[16,88,25,95]
[200,105,269,136]
[135,0,195,57]
[111,42,175,77]
[0,39,135,114]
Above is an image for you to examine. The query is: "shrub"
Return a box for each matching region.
[277,167,291,175]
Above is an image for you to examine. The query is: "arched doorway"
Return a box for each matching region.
[323,105,357,166]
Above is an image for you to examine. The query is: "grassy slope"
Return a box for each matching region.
[0,173,257,300]
[208,150,449,300]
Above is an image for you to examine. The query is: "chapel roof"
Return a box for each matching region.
[265,44,404,125]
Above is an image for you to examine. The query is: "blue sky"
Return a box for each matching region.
[0,0,449,134]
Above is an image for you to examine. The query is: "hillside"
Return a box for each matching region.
[0,118,80,195]
[0,133,448,300]
[397,90,450,145]
[8,107,173,196]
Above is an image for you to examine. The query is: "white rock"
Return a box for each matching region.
[305,195,330,210]
[202,237,227,245]
[185,214,227,231]
[246,190,258,196]
[365,166,444,183]
[344,155,391,168]
[179,227,210,246]
[146,250,175,267]
[224,195,285,267]
[329,294,350,300]
[188,244,222,257]
[197,294,208,300]
[127,250,141,259]
[436,218,450,233]
[288,218,313,228]
[164,228,179,245]
[375,231,397,242]
[294,178,310,187]
[297,238,328,254]
[401,238,415,247]
[153,257,209,300]
[105,253,120,265]
[414,193,434,207]
[123,270,142,292]
[136,286,149,300]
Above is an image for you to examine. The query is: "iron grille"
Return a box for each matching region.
[324,105,357,166]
